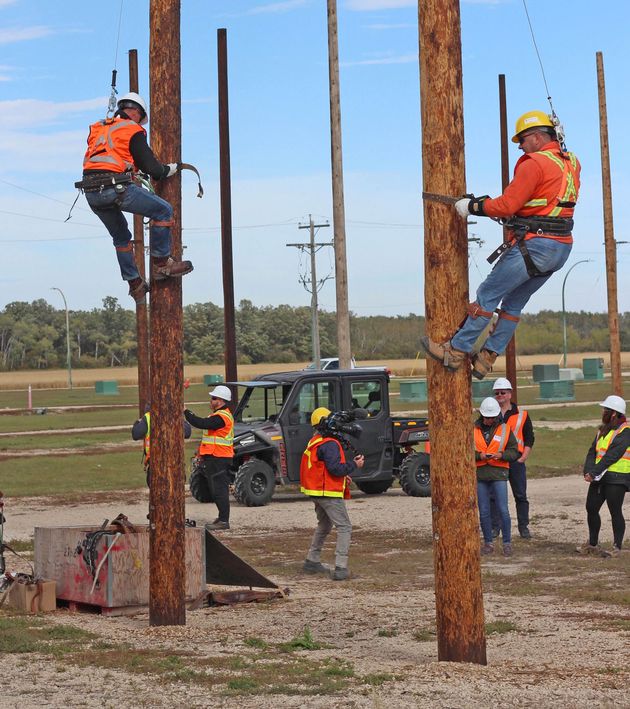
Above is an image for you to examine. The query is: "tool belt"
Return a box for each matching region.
[75,171,134,193]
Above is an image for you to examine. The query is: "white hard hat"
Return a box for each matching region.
[600,395,626,415]
[209,385,232,402]
[479,397,501,417]
[492,377,513,391]
[117,92,148,125]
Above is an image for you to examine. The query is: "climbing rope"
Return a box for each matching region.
[106,0,126,116]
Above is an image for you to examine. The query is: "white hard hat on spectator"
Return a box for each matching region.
[600,395,626,415]
[479,397,501,417]
[209,385,232,402]
[492,377,513,391]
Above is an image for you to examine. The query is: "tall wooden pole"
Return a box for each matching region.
[596,52,623,396]
[418,0,486,664]
[498,75,518,402]
[129,49,151,417]
[217,29,238,386]
[148,0,186,626]
[326,0,352,369]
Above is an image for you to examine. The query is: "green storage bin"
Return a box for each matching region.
[532,364,560,383]
[539,379,574,401]
[582,357,604,380]
[472,380,495,401]
[399,380,427,403]
[95,380,119,395]
[203,374,224,386]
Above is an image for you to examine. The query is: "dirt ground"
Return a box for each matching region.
[1,474,629,708]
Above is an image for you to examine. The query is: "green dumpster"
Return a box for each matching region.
[532,364,559,383]
[399,380,427,403]
[203,374,224,386]
[95,380,119,395]
[582,357,604,380]
[539,379,574,401]
[472,380,494,401]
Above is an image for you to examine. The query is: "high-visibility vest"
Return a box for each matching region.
[474,424,510,469]
[199,408,234,458]
[595,423,630,474]
[143,412,150,461]
[83,117,145,173]
[300,435,348,498]
[506,409,529,454]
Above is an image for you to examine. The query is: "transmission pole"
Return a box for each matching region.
[287,215,332,369]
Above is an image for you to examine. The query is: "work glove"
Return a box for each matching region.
[165,162,179,178]
[454,198,470,218]
[468,194,489,216]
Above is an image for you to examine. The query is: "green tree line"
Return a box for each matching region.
[0,298,628,371]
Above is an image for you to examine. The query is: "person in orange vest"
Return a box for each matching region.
[577,395,629,558]
[131,404,191,487]
[79,92,193,303]
[300,407,365,580]
[475,397,519,557]
[422,110,581,380]
[184,385,234,531]
[490,377,535,539]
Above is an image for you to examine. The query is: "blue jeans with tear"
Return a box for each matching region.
[86,183,172,281]
[451,237,572,354]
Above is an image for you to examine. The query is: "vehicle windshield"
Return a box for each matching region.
[235,384,286,423]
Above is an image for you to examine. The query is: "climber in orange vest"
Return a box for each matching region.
[79,92,193,303]
[422,110,581,380]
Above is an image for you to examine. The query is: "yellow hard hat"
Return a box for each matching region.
[311,407,331,426]
[511,110,554,143]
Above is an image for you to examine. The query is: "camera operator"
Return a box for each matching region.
[300,407,365,581]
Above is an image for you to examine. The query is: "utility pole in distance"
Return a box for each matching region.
[287,215,333,369]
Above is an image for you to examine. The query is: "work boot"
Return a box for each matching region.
[503,543,513,558]
[480,543,494,556]
[205,518,230,531]
[153,256,194,281]
[128,277,150,303]
[303,559,328,575]
[332,566,349,581]
[471,348,498,380]
[420,336,467,372]
[518,525,532,539]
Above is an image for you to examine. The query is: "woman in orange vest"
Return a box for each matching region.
[422,109,581,380]
[80,92,193,303]
[475,398,519,557]
[184,385,234,530]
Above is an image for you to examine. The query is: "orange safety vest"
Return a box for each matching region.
[300,435,349,498]
[515,147,581,243]
[474,424,510,469]
[143,412,150,462]
[505,409,528,454]
[198,408,234,458]
[83,117,145,173]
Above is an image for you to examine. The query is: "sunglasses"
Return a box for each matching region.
[494,390,509,395]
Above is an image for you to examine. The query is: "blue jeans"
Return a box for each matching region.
[491,460,529,530]
[478,479,511,544]
[451,238,572,354]
[86,183,172,281]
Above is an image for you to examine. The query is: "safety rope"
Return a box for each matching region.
[106,0,126,117]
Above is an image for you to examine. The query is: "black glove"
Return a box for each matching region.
[468,194,490,216]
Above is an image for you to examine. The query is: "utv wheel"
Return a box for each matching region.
[399,452,431,497]
[189,464,214,503]
[234,458,276,507]
[355,479,393,495]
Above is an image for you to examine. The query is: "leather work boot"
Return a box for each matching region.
[503,543,513,558]
[153,256,194,281]
[128,277,149,303]
[471,348,498,380]
[303,559,328,575]
[205,518,230,531]
[480,543,494,556]
[332,566,350,581]
[518,525,532,540]
[420,336,467,372]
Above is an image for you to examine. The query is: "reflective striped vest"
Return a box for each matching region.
[474,424,510,469]
[506,409,528,454]
[595,424,630,474]
[83,117,145,173]
[143,412,150,461]
[199,408,234,458]
[300,435,348,498]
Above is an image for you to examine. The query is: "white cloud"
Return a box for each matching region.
[0,64,13,81]
[0,97,105,128]
[346,0,414,10]
[342,52,417,66]
[247,0,309,14]
[0,26,54,45]
[0,0,18,7]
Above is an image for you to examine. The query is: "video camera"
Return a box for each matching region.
[317,408,367,442]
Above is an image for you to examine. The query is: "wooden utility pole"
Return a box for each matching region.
[596,52,623,396]
[418,0,486,664]
[498,75,518,401]
[129,49,151,416]
[148,0,186,626]
[217,28,238,387]
[326,0,352,369]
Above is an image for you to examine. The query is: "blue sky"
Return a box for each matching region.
[1,0,628,317]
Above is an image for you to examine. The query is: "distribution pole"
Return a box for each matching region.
[288,216,333,369]
[148,0,186,626]
[129,48,151,417]
[596,52,623,396]
[498,75,518,402]
[217,28,238,388]
[418,0,486,664]
[326,0,352,369]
